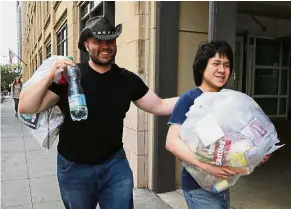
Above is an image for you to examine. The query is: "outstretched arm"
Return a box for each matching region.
[134,89,178,116]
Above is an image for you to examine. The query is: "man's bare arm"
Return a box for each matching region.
[18,75,59,114]
[134,90,178,116]
[18,59,75,114]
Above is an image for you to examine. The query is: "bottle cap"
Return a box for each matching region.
[67,56,74,61]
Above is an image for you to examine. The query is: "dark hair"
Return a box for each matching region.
[192,40,234,86]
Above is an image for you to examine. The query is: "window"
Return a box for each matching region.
[80,1,103,22]
[57,24,68,56]
[46,42,51,58]
[39,49,43,65]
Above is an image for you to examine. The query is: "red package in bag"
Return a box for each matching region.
[58,72,67,85]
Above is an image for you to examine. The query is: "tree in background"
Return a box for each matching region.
[1,64,20,92]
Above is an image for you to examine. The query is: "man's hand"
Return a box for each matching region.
[200,163,238,180]
[47,59,75,81]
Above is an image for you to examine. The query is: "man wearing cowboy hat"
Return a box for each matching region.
[19,16,178,209]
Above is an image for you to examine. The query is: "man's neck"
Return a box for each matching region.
[89,60,112,74]
[199,83,219,92]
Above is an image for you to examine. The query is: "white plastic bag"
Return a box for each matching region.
[19,55,67,150]
[180,89,284,193]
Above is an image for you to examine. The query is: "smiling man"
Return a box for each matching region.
[166,41,237,209]
[18,16,178,209]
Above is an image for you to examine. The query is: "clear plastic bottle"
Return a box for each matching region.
[66,56,88,121]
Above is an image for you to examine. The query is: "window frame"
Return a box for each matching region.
[56,23,68,56]
[38,48,43,66]
[46,42,51,58]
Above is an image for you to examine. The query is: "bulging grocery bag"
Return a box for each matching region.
[18,55,68,150]
[180,89,284,193]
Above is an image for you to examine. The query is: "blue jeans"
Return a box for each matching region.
[183,188,230,209]
[57,148,134,209]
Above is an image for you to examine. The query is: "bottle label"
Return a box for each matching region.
[69,94,86,110]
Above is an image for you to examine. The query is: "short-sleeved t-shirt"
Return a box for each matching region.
[168,88,203,191]
[49,62,149,165]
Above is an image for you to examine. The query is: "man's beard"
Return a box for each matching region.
[89,48,117,66]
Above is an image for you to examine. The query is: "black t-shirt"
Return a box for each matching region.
[49,62,149,165]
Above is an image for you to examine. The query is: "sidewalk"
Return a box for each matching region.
[1,97,172,209]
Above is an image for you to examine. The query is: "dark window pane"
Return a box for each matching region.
[256,38,280,66]
[254,68,279,95]
[39,53,42,64]
[91,2,103,17]
[281,70,288,95]
[46,43,51,58]
[250,37,254,45]
[80,17,88,30]
[282,41,290,67]
[279,98,287,115]
[90,1,94,9]
[80,3,89,17]
[255,98,278,115]
[57,24,67,56]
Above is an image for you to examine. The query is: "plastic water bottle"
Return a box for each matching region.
[66,56,88,121]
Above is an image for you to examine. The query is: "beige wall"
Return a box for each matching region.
[115,1,157,189]
[175,1,209,187]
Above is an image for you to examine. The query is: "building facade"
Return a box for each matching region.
[20,1,291,194]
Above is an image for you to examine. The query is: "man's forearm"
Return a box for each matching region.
[158,97,179,116]
[18,75,53,113]
[134,90,179,116]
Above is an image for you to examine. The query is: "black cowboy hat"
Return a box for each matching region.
[78,16,122,52]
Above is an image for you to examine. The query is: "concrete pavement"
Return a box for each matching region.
[1,97,172,209]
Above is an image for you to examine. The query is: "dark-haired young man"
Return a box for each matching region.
[166,40,237,209]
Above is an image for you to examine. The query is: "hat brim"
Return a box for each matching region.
[78,24,122,52]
